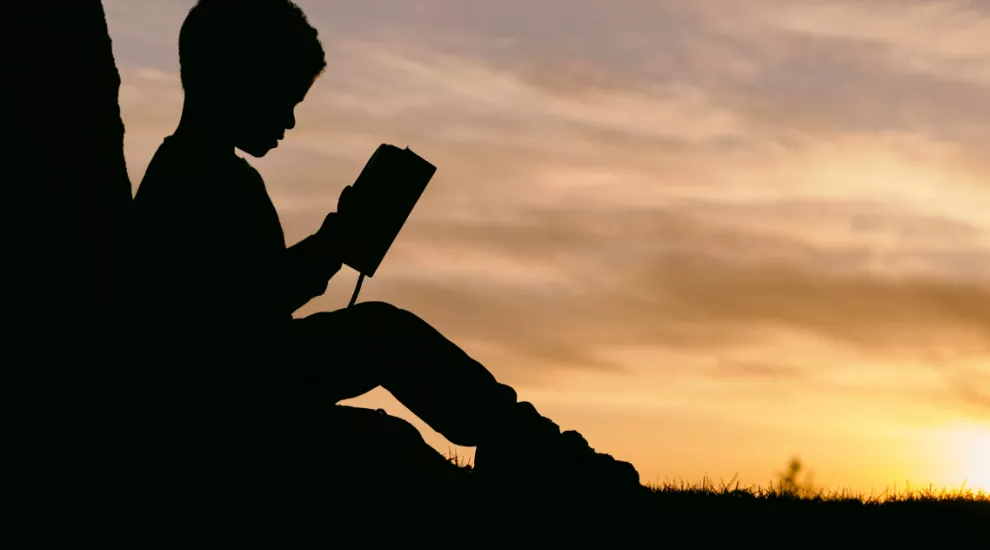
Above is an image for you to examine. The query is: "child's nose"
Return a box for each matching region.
[286,111,296,131]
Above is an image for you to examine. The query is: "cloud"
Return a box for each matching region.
[382,207,990,350]
[748,0,990,86]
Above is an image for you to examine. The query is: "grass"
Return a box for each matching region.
[648,476,988,508]
[647,475,990,504]
[444,448,988,503]
[438,449,988,535]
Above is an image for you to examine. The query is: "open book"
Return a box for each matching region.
[336,144,437,278]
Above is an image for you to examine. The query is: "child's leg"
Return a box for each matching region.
[287,301,520,447]
[279,301,643,497]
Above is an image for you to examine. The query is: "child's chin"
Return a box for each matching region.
[240,144,275,158]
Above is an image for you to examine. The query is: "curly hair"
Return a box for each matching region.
[179,0,327,94]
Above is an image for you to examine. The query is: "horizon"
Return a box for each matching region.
[101,0,989,493]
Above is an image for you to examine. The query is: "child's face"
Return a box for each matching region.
[227,74,314,158]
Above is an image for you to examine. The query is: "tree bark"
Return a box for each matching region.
[13,1,132,374]
[10,3,134,540]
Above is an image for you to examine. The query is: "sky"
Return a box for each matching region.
[102,0,990,493]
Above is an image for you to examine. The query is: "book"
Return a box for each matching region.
[336,143,437,278]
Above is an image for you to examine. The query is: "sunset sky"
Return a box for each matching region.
[102,0,989,493]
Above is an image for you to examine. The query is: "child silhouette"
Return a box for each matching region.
[130,0,640,491]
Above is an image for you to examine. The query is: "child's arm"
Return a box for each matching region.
[236,212,344,320]
[278,229,343,312]
[271,189,355,314]
[216,191,351,321]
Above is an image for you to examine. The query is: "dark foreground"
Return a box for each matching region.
[644,481,989,530]
[43,477,990,545]
[25,397,989,545]
[37,432,989,545]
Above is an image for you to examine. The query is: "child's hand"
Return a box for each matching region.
[317,211,342,250]
[315,185,357,261]
[337,185,356,215]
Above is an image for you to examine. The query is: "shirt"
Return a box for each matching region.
[130,135,339,355]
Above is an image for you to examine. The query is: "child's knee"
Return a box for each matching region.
[350,301,424,332]
[350,300,398,317]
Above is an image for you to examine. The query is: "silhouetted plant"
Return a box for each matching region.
[775,456,820,498]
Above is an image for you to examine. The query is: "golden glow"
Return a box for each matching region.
[944,423,990,493]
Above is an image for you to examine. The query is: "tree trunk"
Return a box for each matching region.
[10,1,134,539]
[13,0,132,387]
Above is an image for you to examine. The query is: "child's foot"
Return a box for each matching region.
[473,401,644,499]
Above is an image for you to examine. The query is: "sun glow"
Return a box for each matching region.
[943,423,990,493]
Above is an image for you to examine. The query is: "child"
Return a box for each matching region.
[131,0,640,490]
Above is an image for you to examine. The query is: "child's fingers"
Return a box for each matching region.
[338,185,354,211]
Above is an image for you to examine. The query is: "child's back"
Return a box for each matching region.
[130,134,314,364]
